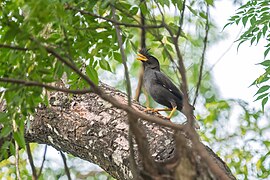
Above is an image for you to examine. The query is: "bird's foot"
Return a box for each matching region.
[144,107,158,112]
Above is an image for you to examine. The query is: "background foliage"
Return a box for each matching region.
[0,0,269,179]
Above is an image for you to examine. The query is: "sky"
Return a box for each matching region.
[208,1,265,107]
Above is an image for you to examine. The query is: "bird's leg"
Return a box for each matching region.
[144,107,155,112]
[167,106,177,119]
[144,107,172,112]
[154,108,172,112]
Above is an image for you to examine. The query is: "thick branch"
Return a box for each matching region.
[24,83,235,180]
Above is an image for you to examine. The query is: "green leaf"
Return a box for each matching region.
[263,140,270,148]
[9,142,15,156]
[205,0,214,6]
[250,16,256,26]
[257,32,262,44]
[13,131,25,148]
[187,6,198,16]
[99,59,112,72]
[242,16,249,27]
[255,85,270,96]
[262,97,268,111]
[258,60,270,66]
[0,125,11,138]
[130,7,138,16]
[254,93,268,101]
[264,47,270,58]
[113,52,122,63]
[250,36,256,45]
[139,3,147,15]
[0,113,8,123]
[86,66,99,85]
[199,12,207,19]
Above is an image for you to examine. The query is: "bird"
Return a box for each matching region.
[136,48,185,119]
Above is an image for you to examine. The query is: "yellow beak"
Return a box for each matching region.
[137,53,148,61]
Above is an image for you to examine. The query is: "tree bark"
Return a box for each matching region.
[24,83,235,180]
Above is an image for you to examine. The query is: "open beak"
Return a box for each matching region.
[137,53,148,61]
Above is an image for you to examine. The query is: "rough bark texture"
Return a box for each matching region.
[24,83,235,180]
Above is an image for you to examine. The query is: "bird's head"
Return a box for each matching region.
[137,48,160,71]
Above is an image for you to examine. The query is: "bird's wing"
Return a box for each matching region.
[154,71,183,100]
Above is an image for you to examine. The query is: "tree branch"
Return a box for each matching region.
[23,83,236,180]
[176,0,186,39]
[26,143,37,180]
[111,7,132,106]
[0,44,28,51]
[37,145,47,178]
[193,5,210,106]
[0,77,92,94]
[134,0,147,102]
[60,151,72,180]
[65,4,163,29]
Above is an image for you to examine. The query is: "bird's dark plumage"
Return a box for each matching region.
[137,48,184,118]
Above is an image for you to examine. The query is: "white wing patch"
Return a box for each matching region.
[162,84,173,92]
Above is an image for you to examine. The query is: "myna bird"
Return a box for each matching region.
[136,48,185,119]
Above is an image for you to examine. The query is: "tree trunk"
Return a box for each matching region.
[24,83,235,180]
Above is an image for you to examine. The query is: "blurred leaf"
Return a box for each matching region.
[130,7,138,16]
[0,125,11,138]
[99,59,112,72]
[262,97,268,111]
[86,66,99,85]
[13,131,25,148]
[0,113,8,123]
[113,52,122,63]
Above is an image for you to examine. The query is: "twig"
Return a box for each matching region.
[176,0,186,38]
[189,28,243,94]
[112,5,135,177]
[65,4,163,29]
[193,5,210,106]
[12,117,21,180]
[111,6,132,105]
[204,28,243,77]
[134,67,144,101]
[111,3,140,24]
[26,143,37,180]
[0,44,28,51]
[0,77,92,94]
[15,141,21,180]
[134,0,147,101]
[37,145,47,178]
[112,5,159,178]
[60,151,72,180]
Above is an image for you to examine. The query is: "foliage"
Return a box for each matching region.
[0,0,269,179]
[225,0,270,110]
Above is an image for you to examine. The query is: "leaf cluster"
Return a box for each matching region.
[225,0,270,110]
